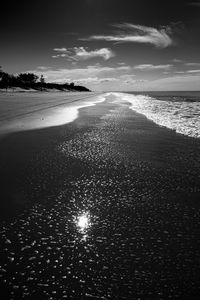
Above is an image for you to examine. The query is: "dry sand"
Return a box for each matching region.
[0,93,200,299]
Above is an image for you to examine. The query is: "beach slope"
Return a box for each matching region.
[0,93,200,299]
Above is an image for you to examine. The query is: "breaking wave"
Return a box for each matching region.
[110,92,200,138]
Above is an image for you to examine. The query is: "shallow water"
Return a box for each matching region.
[110,92,200,138]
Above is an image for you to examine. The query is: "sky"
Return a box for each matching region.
[1,0,200,91]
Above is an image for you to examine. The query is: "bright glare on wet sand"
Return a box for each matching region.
[77,213,90,232]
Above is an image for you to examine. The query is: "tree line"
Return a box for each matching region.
[0,66,90,92]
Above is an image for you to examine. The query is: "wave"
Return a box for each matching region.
[110,92,200,138]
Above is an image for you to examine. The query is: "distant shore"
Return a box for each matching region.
[0,69,91,92]
[0,87,91,93]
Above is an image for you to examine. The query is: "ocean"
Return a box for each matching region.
[110,91,200,138]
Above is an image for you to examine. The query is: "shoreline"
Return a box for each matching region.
[0,95,200,298]
[0,91,104,138]
[0,95,200,218]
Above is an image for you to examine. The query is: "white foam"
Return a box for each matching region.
[110,92,200,138]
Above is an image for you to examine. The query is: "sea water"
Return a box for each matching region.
[110,91,200,138]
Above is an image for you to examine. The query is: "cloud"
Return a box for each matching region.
[74,74,137,86]
[188,2,200,6]
[174,71,186,74]
[186,69,200,73]
[52,47,115,61]
[119,74,136,84]
[30,65,131,83]
[172,58,183,63]
[52,54,69,58]
[151,73,200,84]
[77,74,137,86]
[99,77,118,83]
[74,77,99,84]
[53,48,68,52]
[137,72,200,91]
[120,74,136,79]
[174,69,200,74]
[37,66,51,70]
[83,23,174,48]
[184,62,200,67]
[75,77,118,84]
[117,62,126,66]
[134,64,173,70]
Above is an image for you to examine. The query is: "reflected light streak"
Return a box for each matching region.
[76,212,91,240]
[77,214,89,231]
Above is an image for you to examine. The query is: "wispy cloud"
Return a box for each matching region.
[132,70,200,91]
[119,74,136,84]
[53,48,68,52]
[75,75,138,86]
[185,69,200,73]
[188,1,200,6]
[75,77,118,84]
[134,64,173,70]
[174,71,186,74]
[172,68,200,75]
[29,65,131,83]
[148,73,200,90]
[52,47,115,61]
[184,62,200,67]
[37,66,52,71]
[83,23,174,48]
[52,54,68,58]
[172,58,183,63]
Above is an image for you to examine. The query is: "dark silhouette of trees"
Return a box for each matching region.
[69,82,75,89]
[0,71,14,90]
[0,67,90,92]
[38,75,46,91]
[40,75,45,84]
[17,73,39,87]
[75,85,91,92]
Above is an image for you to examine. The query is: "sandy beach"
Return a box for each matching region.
[0,91,102,137]
[0,93,200,299]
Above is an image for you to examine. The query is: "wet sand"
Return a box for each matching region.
[0,94,200,299]
[0,91,101,136]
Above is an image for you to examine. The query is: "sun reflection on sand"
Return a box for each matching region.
[76,212,91,240]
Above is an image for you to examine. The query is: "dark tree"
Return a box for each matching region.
[40,75,45,84]
[0,66,4,80]
[0,68,91,92]
[0,72,13,89]
[17,73,39,85]
[69,82,75,89]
